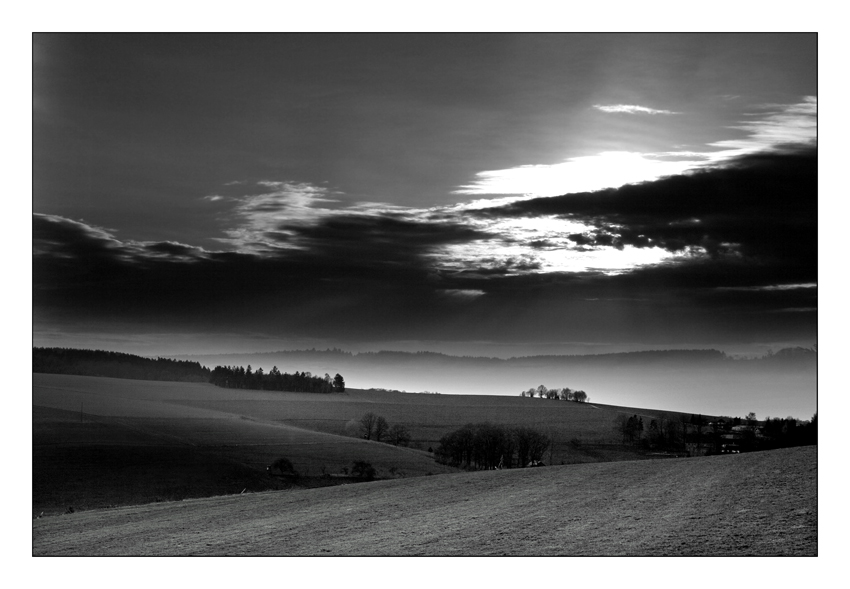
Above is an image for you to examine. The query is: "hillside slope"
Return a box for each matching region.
[33,446,816,556]
[33,374,460,516]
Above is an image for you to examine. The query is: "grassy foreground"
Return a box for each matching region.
[33,446,816,556]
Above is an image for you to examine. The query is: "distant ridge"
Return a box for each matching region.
[173,346,815,366]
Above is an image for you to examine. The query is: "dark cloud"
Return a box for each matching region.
[476,147,817,278]
[143,241,207,258]
[32,211,494,340]
[274,214,491,264]
[32,148,817,346]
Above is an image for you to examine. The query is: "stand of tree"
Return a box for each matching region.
[614,411,817,454]
[33,347,211,382]
[435,422,550,470]
[209,365,345,393]
[760,414,817,449]
[519,385,589,402]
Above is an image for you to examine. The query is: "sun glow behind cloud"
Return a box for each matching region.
[455,97,817,200]
[455,151,705,198]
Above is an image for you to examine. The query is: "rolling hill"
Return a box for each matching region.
[171,347,818,419]
[34,373,680,516]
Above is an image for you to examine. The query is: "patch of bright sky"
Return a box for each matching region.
[454,151,705,198]
[448,214,676,274]
[431,235,675,276]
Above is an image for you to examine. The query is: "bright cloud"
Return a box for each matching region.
[213,181,342,250]
[704,96,817,160]
[428,212,678,277]
[593,104,680,115]
[454,151,705,198]
[456,96,816,199]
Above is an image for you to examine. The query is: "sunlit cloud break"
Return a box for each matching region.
[454,151,704,197]
[593,104,680,115]
[457,96,816,199]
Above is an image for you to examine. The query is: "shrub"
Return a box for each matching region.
[351,460,376,481]
[268,457,297,477]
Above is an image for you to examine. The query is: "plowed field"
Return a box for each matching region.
[33,446,816,556]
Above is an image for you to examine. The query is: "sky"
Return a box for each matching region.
[32,33,817,358]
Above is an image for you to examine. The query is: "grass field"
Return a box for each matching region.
[34,373,686,516]
[32,446,816,556]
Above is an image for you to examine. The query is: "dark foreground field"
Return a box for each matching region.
[33,446,816,556]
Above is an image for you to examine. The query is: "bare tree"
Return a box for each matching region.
[360,412,377,440]
[374,416,389,442]
[387,424,411,446]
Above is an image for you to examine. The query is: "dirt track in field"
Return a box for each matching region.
[33,446,816,556]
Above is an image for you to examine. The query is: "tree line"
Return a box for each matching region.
[32,347,211,382]
[435,423,551,470]
[615,411,817,454]
[520,385,589,402]
[209,365,345,393]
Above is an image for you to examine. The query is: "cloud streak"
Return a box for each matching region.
[706,97,817,159]
[593,104,680,115]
